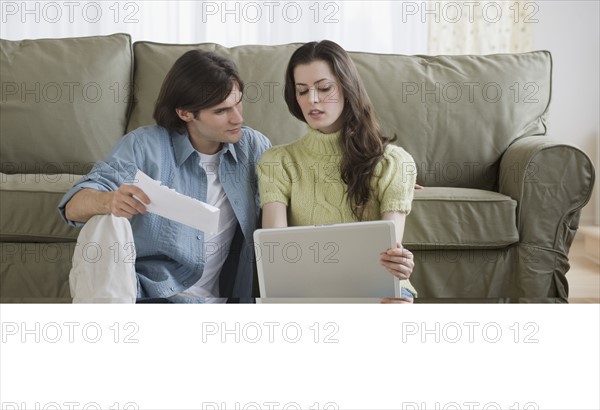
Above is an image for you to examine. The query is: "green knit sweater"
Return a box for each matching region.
[257,127,418,296]
[258,127,416,224]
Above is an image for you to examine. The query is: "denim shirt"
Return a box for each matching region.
[58,125,271,300]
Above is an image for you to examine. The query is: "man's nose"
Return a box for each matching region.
[230,105,243,124]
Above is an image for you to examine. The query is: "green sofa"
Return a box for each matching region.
[0,33,595,302]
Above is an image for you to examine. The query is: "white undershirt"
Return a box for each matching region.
[171,149,238,303]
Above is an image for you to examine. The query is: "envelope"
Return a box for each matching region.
[132,170,220,234]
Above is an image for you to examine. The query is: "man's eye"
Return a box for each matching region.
[215,109,226,114]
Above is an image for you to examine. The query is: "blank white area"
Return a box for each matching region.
[1,305,599,409]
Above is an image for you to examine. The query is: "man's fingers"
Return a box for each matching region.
[122,185,151,204]
[125,195,148,214]
[123,199,146,215]
[113,184,150,215]
[113,210,135,219]
[113,201,141,219]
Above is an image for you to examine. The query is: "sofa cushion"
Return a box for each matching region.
[0,33,133,175]
[0,173,81,242]
[1,242,73,302]
[404,187,518,249]
[350,51,552,190]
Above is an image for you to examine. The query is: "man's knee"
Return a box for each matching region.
[78,214,134,246]
[72,214,136,272]
[71,214,137,303]
[84,214,132,234]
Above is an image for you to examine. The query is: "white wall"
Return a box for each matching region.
[533,1,599,226]
[0,1,428,54]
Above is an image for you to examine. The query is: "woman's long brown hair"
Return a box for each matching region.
[284,40,395,220]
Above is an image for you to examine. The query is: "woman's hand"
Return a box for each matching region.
[380,242,414,280]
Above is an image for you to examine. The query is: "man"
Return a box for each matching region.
[59,50,271,303]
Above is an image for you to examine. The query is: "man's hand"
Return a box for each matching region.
[380,242,414,280]
[110,184,151,219]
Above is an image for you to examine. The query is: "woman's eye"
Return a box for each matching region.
[319,86,332,92]
[297,89,309,95]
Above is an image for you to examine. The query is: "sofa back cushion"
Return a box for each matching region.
[0,33,132,175]
[128,42,306,139]
[352,51,552,190]
[129,43,551,189]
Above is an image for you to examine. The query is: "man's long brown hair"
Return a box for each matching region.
[284,40,395,220]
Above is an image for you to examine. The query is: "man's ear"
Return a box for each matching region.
[176,108,193,122]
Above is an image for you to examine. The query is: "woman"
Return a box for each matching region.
[257,40,417,300]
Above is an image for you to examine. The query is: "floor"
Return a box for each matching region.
[567,239,600,303]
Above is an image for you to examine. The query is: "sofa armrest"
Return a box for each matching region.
[499,136,596,253]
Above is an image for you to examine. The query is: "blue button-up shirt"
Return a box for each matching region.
[58,125,271,300]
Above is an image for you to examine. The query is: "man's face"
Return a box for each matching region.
[179,82,244,154]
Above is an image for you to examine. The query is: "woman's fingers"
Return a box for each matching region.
[380,245,414,279]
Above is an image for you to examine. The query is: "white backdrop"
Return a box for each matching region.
[0,0,429,54]
[0,1,537,54]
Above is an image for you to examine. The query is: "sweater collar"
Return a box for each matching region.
[301,127,343,156]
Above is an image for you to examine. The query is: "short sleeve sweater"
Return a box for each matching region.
[257,127,417,226]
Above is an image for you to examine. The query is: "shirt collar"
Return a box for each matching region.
[171,130,196,167]
[171,131,239,166]
[222,142,239,163]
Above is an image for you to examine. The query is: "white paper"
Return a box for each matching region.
[132,170,220,234]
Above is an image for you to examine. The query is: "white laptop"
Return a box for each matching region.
[253,220,402,301]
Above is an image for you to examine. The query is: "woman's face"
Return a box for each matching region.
[293,60,345,134]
